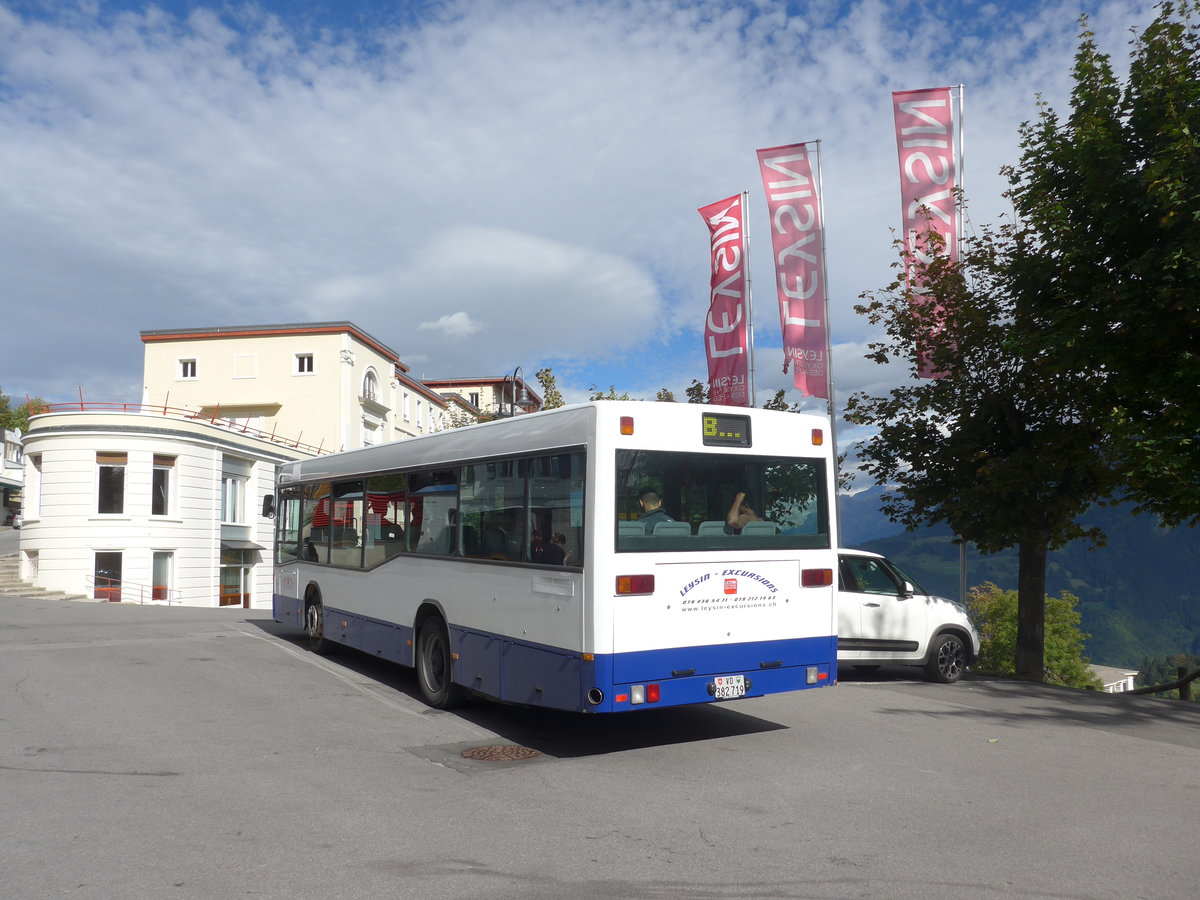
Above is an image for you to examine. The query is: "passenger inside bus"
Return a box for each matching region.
[636,489,675,533]
[725,491,762,533]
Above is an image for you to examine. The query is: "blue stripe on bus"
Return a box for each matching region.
[273,594,836,713]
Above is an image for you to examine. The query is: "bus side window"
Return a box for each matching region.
[300,483,332,565]
[409,468,459,557]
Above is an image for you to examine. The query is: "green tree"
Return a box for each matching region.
[588,385,633,401]
[967,582,1102,689]
[684,379,709,404]
[0,386,46,432]
[535,367,565,410]
[1004,3,1200,526]
[847,227,1117,681]
[655,388,675,403]
[1136,652,1200,698]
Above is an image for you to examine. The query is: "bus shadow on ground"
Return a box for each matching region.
[257,621,788,760]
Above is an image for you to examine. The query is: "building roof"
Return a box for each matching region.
[139,322,407,371]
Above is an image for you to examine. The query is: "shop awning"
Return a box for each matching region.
[220,540,265,551]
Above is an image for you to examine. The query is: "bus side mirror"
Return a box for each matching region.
[262,494,276,519]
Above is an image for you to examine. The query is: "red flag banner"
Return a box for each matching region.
[892,86,959,376]
[756,143,829,399]
[699,194,750,406]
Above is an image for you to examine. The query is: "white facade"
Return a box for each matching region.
[20,409,309,608]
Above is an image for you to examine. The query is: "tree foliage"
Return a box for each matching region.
[847,225,1117,679]
[847,3,1200,680]
[1136,652,1200,698]
[967,583,1101,689]
[1004,2,1200,525]
[0,386,44,432]
[535,367,565,410]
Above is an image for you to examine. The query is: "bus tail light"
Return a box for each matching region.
[812,428,824,445]
[616,574,655,595]
[629,683,661,705]
[802,568,833,587]
[620,416,634,435]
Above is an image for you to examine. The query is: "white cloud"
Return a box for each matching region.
[0,0,1157,408]
[417,311,480,339]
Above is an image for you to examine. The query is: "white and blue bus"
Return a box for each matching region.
[269,401,838,713]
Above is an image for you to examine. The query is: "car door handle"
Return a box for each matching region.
[864,602,881,607]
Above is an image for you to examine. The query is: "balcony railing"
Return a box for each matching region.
[29,400,328,456]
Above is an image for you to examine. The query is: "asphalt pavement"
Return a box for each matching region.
[2,590,1198,900]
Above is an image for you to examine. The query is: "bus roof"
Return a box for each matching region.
[278,401,830,484]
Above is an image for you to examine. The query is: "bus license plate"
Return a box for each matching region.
[713,675,745,700]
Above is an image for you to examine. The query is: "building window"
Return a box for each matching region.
[26,454,41,518]
[220,548,253,607]
[468,391,480,408]
[179,358,197,379]
[221,475,246,524]
[97,453,127,515]
[402,390,410,421]
[363,369,379,401]
[152,551,173,602]
[152,455,175,516]
[296,353,314,375]
[416,399,423,429]
[93,551,122,601]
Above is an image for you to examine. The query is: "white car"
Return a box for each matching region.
[838,550,980,683]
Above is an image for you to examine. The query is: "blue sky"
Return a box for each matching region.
[0,0,1155,436]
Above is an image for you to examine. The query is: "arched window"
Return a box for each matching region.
[362,369,379,401]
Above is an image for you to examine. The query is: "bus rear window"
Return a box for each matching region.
[615,449,829,552]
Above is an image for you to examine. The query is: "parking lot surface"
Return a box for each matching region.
[3,592,1199,899]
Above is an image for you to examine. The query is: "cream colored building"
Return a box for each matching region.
[140,322,449,452]
[19,408,311,607]
[424,374,542,418]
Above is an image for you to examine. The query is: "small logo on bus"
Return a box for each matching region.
[724,578,737,595]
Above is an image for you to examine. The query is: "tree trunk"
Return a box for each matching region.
[1014,541,1048,681]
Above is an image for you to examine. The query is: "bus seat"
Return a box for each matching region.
[741,521,779,535]
[618,522,644,537]
[697,521,726,535]
[652,521,692,536]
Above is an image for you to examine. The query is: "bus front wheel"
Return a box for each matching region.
[415,615,465,709]
[305,598,334,655]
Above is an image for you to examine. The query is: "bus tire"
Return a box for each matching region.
[925,633,967,684]
[415,615,465,709]
[305,597,334,655]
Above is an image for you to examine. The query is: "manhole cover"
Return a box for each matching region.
[460,745,542,762]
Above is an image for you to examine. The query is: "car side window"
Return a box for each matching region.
[847,558,902,595]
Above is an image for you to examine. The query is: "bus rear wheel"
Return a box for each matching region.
[415,615,465,709]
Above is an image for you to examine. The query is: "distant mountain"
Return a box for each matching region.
[837,494,1200,669]
[838,485,906,544]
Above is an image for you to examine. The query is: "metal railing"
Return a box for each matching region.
[86,575,182,605]
[29,398,329,456]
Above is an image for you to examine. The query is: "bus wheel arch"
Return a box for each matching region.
[304,585,335,655]
[414,602,466,710]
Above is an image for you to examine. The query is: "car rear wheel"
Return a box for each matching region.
[925,633,967,683]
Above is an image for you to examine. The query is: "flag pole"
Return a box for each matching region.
[813,140,841,542]
[742,189,756,406]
